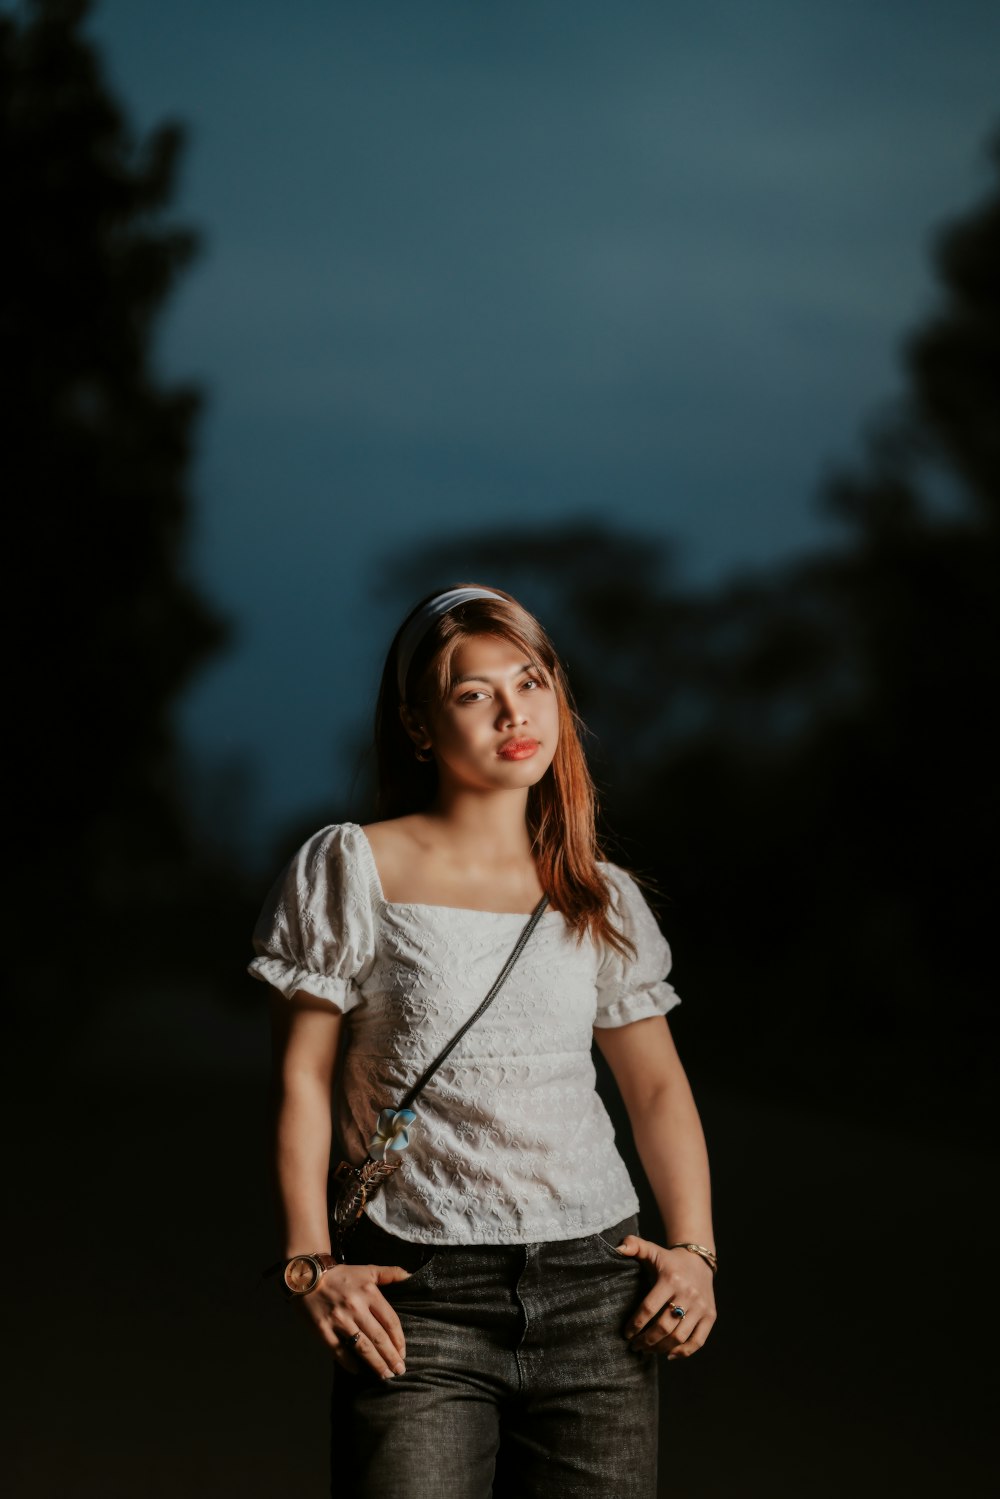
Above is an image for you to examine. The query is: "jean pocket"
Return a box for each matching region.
[592,1212,641,1263]
[379,1246,439,1294]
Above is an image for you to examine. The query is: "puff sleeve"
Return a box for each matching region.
[594,864,682,1028]
[247,824,376,1013]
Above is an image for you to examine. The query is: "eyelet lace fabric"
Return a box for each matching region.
[249,822,681,1245]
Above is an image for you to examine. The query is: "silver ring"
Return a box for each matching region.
[349,1331,362,1345]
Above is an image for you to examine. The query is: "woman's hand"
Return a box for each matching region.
[294,1261,413,1379]
[614,1236,717,1361]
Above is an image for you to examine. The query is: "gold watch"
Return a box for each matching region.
[282,1252,339,1297]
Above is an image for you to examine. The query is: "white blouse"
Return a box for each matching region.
[249,821,681,1245]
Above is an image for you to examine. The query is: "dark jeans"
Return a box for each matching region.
[330,1210,659,1499]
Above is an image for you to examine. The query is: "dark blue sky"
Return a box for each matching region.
[85,0,998,855]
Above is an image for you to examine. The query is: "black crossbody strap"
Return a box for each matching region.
[397,892,550,1112]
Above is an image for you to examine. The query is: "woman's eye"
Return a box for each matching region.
[521,677,542,690]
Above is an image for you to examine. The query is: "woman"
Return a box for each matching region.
[250,584,717,1499]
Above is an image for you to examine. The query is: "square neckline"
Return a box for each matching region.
[351,822,562,921]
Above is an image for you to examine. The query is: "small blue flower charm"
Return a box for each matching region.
[368,1107,417,1160]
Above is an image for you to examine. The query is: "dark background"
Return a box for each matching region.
[3,2,997,1494]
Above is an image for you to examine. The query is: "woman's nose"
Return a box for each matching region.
[497,693,527,727]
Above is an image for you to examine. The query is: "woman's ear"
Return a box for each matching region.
[399,703,431,752]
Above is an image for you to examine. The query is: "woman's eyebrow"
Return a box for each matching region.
[452,659,540,685]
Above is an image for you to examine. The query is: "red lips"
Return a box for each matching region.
[498,738,539,760]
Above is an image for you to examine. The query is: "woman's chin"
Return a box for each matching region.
[492,755,556,788]
[436,748,557,793]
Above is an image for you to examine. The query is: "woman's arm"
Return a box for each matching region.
[593,1014,714,1246]
[268,990,411,1380]
[268,989,341,1255]
[593,1014,718,1360]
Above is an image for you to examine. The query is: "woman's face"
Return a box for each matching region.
[415,633,560,794]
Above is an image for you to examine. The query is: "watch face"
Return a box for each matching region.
[284,1256,319,1295]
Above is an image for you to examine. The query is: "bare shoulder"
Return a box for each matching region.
[359,815,432,882]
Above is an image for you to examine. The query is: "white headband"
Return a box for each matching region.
[395,587,505,698]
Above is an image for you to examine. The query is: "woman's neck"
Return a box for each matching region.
[424,786,533,859]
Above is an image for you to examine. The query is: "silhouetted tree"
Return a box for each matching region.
[3,0,228,1047]
[908,133,1000,524]
[803,127,1000,1124]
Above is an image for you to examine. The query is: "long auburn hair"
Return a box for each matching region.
[373,583,636,960]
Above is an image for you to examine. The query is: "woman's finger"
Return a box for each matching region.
[306,1287,402,1380]
[628,1281,709,1349]
[349,1305,408,1379]
[624,1278,679,1343]
[365,1288,408,1363]
[630,1296,687,1351]
[328,1329,366,1373]
[623,1254,714,1342]
[615,1233,658,1264]
[637,1304,699,1354]
[326,1317,394,1379]
[304,1264,409,1374]
[332,1343,365,1375]
[666,1310,715,1359]
[313,1313,364,1371]
[640,1304,717,1359]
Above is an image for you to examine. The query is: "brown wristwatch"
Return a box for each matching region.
[281,1252,339,1297]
